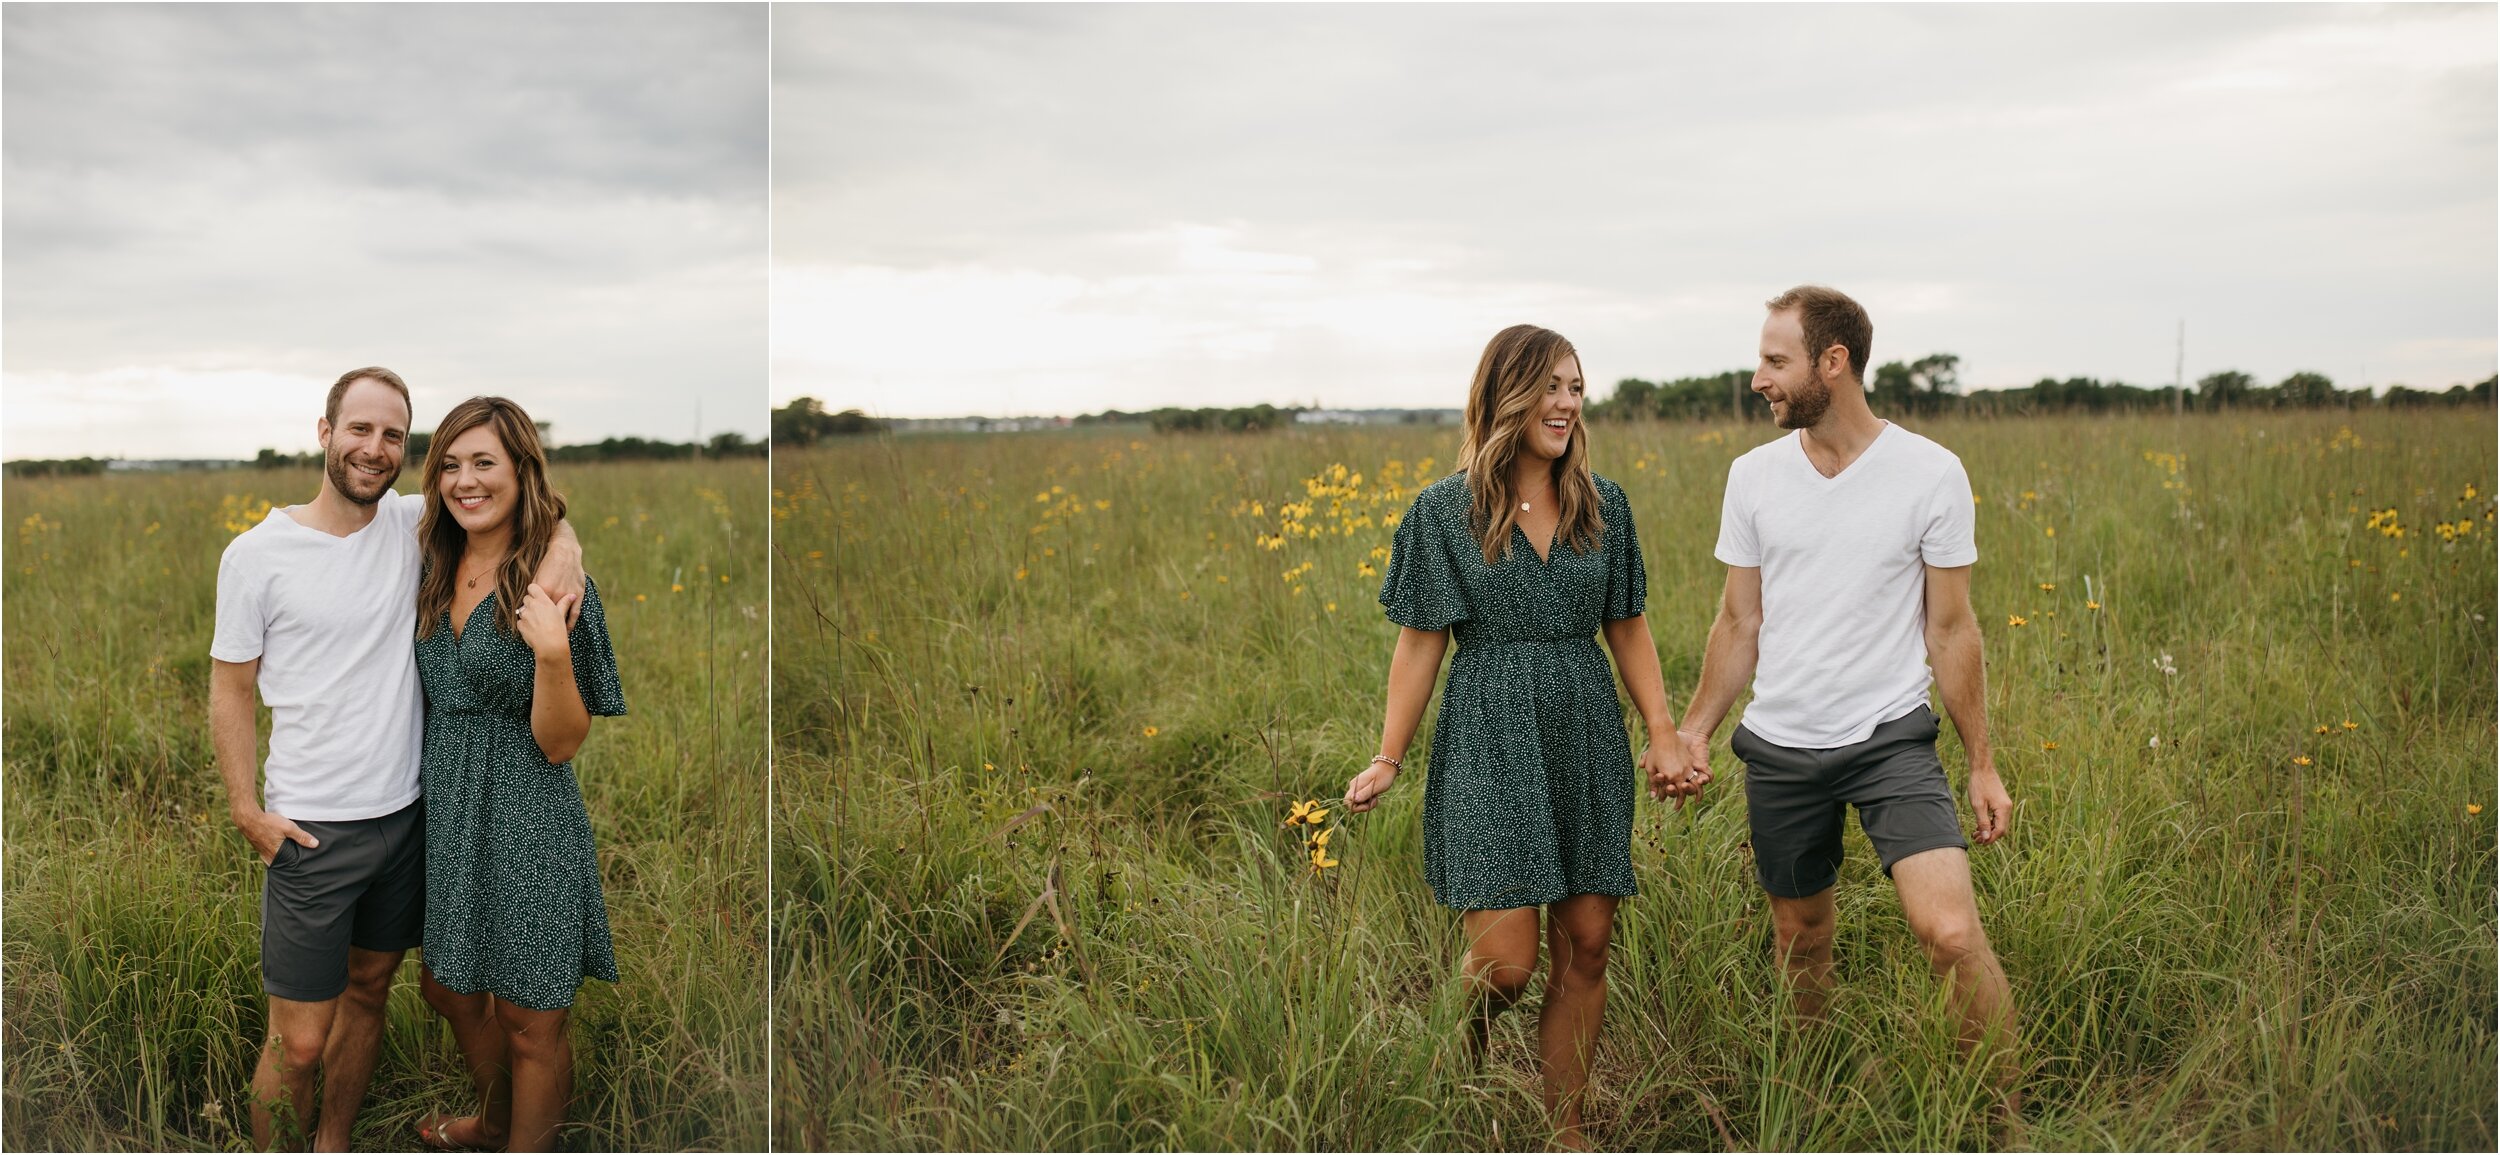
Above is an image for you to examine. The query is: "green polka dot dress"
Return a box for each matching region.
[1379,472,1648,911]
[415,575,627,1011]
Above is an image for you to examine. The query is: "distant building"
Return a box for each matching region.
[885,415,1073,434]
[108,459,245,472]
[1293,408,1462,426]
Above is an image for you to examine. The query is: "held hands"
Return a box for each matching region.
[1967,766,2013,844]
[233,806,317,865]
[518,582,579,660]
[1646,729,1715,807]
[1344,760,1398,813]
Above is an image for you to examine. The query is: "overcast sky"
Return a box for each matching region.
[5,3,766,460]
[773,3,2495,418]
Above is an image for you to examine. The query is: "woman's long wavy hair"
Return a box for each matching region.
[1455,324,1605,565]
[415,397,567,640]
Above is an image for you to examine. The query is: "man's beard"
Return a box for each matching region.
[1773,365,1833,430]
[326,448,401,505]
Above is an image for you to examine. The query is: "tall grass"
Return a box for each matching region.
[777,410,2494,1150]
[3,459,769,1150]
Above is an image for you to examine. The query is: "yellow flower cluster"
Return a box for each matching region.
[216,494,274,536]
[1249,458,1426,551]
[1284,799,1338,872]
[2142,450,2191,493]
[2364,507,2405,538]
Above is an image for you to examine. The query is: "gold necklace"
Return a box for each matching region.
[458,553,505,590]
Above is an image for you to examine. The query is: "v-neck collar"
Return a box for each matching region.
[1511,522,1558,567]
[1792,421,1893,485]
[447,592,496,642]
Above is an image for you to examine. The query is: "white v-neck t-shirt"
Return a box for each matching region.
[1713,423,1978,749]
[211,492,426,821]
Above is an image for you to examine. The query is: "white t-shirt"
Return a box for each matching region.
[1714,423,1978,749]
[210,491,426,821]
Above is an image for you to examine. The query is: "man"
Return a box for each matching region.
[1662,286,2018,1087]
[210,368,580,1151]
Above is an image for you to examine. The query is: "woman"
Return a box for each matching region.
[408,397,625,1153]
[1342,324,1705,1149]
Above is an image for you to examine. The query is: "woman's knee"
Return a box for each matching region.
[421,971,487,1021]
[493,1003,572,1062]
[1465,949,1538,1004]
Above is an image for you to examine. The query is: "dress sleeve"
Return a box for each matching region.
[567,576,628,717]
[1378,488,1470,631]
[1602,480,1648,622]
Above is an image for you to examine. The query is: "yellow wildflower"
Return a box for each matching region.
[1142,726,1160,738]
[2007,615,2029,627]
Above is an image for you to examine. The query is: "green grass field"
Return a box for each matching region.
[777,410,2495,1151]
[2,458,768,1150]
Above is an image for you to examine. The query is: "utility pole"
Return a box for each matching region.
[2174,318,2185,415]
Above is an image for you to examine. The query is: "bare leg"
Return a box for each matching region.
[1538,894,1618,1151]
[252,995,337,1150]
[495,1001,573,1153]
[1891,848,2019,1121]
[1458,907,1541,1067]
[311,947,405,1151]
[1768,887,1838,1023]
[420,965,512,1149]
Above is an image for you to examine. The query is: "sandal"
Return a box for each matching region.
[416,1111,494,1152]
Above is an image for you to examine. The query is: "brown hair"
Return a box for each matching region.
[415,397,568,640]
[1765,285,1872,382]
[1454,324,1605,566]
[325,366,413,426]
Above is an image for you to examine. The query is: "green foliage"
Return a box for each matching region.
[2,460,769,1150]
[778,413,2495,1150]
[1,457,109,477]
[774,397,885,447]
[1590,371,1755,422]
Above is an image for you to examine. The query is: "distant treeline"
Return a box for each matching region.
[1074,404,1295,433]
[3,430,763,477]
[3,457,111,477]
[1593,355,2497,420]
[773,398,886,446]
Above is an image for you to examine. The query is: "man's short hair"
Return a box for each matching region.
[1765,286,1872,383]
[325,367,412,427]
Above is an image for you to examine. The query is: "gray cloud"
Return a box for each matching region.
[5,2,766,457]
[773,3,2494,415]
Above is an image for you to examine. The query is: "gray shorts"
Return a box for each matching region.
[1733,706,1969,899]
[261,798,425,1002]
